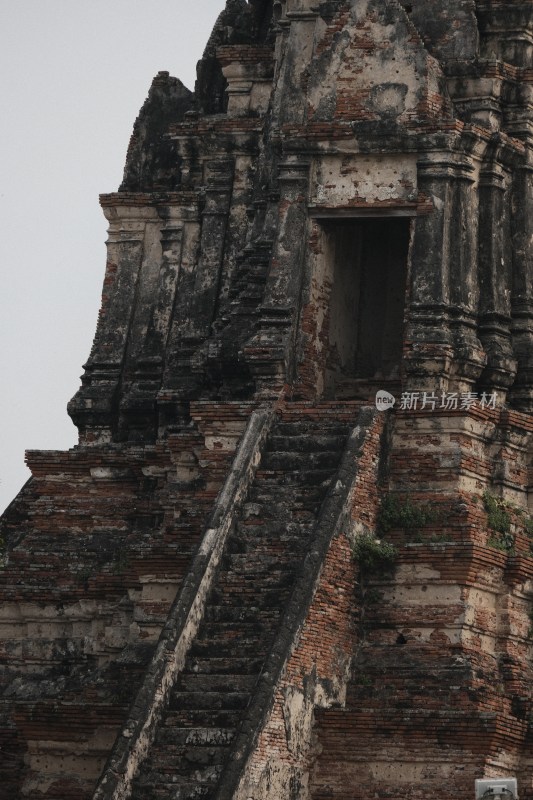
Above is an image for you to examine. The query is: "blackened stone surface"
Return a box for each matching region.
[120,72,194,192]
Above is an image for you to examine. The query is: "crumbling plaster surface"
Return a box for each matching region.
[312,154,418,206]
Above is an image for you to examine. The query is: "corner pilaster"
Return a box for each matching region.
[243,159,310,396]
[68,203,153,442]
[509,158,533,411]
[477,154,517,400]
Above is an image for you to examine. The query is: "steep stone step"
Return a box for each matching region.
[241,502,317,524]
[254,468,337,486]
[220,544,302,565]
[223,552,300,571]
[226,539,310,559]
[273,421,351,436]
[230,519,314,539]
[269,430,347,453]
[132,764,223,791]
[247,482,327,499]
[269,433,347,452]
[235,517,314,532]
[155,727,236,746]
[261,450,340,470]
[188,637,269,659]
[217,570,297,591]
[162,708,242,729]
[193,620,270,638]
[185,656,263,675]
[177,674,258,694]
[203,605,280,624]
[206,585,293,610]
[131,786,212,800]
[144,742,229,766]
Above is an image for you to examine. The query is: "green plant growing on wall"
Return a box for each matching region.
[483,492,515,554]
[487,533,515,553]
[478,491,533,554]
[483,492,511,534]
[352,532,397,574]
[0,534,5,567]
[378,494,441,543]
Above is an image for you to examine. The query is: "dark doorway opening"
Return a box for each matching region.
[324,217,410,398]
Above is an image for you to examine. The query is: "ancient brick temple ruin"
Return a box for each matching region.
[3,0,533,798]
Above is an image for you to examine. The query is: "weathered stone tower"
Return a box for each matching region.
[3,1,533,798]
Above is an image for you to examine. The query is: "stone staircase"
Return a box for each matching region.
[129,415,354,800]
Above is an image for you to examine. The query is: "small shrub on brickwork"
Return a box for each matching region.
[351,532,397,574]
[483,492,511,535]
[378,494,439,533]
[0,535,5,567]
[364,588,383,605]
[487,533,515,554]
[480,491,533,553]
[483,492,515,554]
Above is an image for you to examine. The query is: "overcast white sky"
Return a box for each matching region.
[0,1,226,512]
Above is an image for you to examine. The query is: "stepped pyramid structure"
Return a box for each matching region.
[3,0,533,798]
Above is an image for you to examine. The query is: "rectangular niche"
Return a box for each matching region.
[322,217,410,397]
